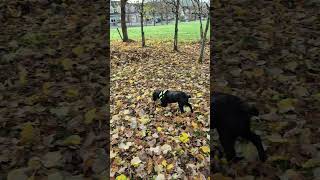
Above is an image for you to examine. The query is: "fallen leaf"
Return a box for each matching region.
[7,168,28,180]
[161,160,167,167]
[277,98,296,113]
[179,132,190,143]
[131,156,142,167]
[63,135,81,145]
[20,122,37,144]
[84,108,96,124]
[166,164,174,171]
[161,144,172,154]
[42,151,62,168]
[200,146,210,153]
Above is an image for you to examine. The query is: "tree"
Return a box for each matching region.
[165,0,181,51]
[199,12,209,63]
[120,0,129,42]
[192,0,209,63]
[145,0,157,26]
[135,0,146,47]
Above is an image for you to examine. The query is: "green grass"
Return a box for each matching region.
[110,21,209,42]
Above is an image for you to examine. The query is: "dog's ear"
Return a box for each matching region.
[152,91,159,101]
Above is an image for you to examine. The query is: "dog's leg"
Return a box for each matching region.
[219,134,236,161]
[242,131,267,162]
[186,103,193,113]
[178,103,185,113]
[161,102,168,107]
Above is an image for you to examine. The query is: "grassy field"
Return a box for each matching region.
[110,21,209,42]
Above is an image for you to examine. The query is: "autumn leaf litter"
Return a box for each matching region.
[110,41,210,179]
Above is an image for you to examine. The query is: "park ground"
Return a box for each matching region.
[110,35,210,179]
[111,20,320,179]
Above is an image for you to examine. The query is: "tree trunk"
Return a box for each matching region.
[120,0,129,42]
[166,7,169,24]
[153,12,156,26]
[199,13,203,40]
[140,0,145,47]
[198,16,210,63]
[160,13,164,24]
[173,0,180,51]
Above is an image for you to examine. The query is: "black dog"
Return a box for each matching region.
[211,92,267,162]
[152,89,193,113]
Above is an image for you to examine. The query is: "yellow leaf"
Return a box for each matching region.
[139,116,150,124]
[72,46,85,56]
[196,93,202,97]
[166,164,174,171]
[161,160,167,167]
[157,127,162,132]
[129,80,134,84]
[114,157,122,165]
[20,122,36,144]
[302,158,320,169]
[178,149,184,155]
[61,58,73,70]
[116,100,123,107]
[66,88,79,98]
[84,108,96,124]
[146,129,151,136]
[140,130,146,137]
[179,132,190,143]
[42,82,51,95]
[277,98,296,113]
[18,64,27,85]
[116,174,128,180]
[131,156,141,167]
[234,6,246,16]
[63,135,81,145]
[200,146,210,153]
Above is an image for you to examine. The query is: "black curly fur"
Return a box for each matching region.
[152,89,193,113]
[211,92,267,162]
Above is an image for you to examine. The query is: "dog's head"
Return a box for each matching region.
[152,90,161,101]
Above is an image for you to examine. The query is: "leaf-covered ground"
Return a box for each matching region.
[1,1,108,179]
[210,0,320,179]
[110,41,210,179]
